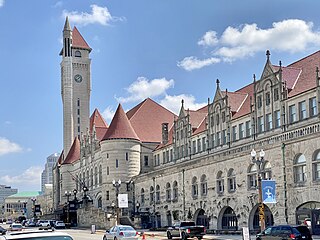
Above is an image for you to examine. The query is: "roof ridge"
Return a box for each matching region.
[288,50,320,67]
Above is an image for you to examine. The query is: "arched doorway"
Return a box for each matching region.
[166,211,172,226]
[221,207,238,230]
[195,209,209,228]
[296,201,320,235]
[249,204,274,232]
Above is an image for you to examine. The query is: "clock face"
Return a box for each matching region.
[74,74,82,83]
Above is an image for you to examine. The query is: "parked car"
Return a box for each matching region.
[25,220,36,227]
[0,229,74,240]
[0,226,7,235]
[103,225,139,240]
[256,225,312,240]
[54,221,66,229]
[166,221,206,240]
[8,223,23,231]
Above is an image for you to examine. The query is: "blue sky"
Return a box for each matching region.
[1,0,320,191]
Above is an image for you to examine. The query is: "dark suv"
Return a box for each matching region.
[256,225,312,240]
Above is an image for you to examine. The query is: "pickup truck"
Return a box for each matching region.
[166,221,206,240]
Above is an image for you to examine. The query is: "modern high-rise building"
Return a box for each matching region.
[41,153,59,193]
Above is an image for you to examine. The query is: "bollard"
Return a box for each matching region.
[91,224,96,234]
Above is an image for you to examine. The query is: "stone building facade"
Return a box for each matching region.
[53,19,320,233]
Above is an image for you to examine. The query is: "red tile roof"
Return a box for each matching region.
[57,151,64,166]
[72,27,91,51]
[63,137,80,165]
[103,104,140,141]
[232,83,254,119]
[286,50,319,97]
[127,98,177,143]
[192,116,207,135]
[189,110,207,130]
[222,91,248,113]
[90,109,108,141]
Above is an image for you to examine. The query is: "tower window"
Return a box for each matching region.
[116,159,119,168]
[75,50,81,57]
[77,109,80,115]
[77,99,80,106]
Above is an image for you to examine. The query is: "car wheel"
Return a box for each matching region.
[181,232,187,240]
[167,231,172,239]
[197,237,203,240]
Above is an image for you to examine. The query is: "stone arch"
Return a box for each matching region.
[296,201,320,234]
[194,208,209,229]
[248,203,274,232]
[217,206,238,230]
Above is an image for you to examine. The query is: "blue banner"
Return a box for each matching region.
[262,180,276,203]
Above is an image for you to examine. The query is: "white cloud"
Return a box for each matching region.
[102,106,115,122]
[52,1,63,8]
[62,4,123,26]
[198,31,219,47]
[0,166,42,185]
[160,94,207,114]
[177,56,221,71]
[0,137,23,156]
[117,77,174,103]
[180,19,320,70]
[0,0,4,7]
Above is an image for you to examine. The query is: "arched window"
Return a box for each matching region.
[94,166,98,186]
[75,50,81,57]
[99,165,102,184]
[217,171,224,194]
[313,151,320,181]
[262,161,272,179]
[200,174,207,196]
[192,176,198,198]
[156,185,160,203]
[173,181,178,201]
[141,188,145,204]
[90,169,93,187]
[294,154,307,183]
[248,164,257,189]
[166,183,171,201]
[97,197,102,208]
[150,186,154,204]
[227,169,236,192]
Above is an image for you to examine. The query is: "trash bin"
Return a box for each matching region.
[91,224,96,234]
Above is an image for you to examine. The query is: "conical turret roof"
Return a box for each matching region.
[63,137,80,164]
[103,104,140,141]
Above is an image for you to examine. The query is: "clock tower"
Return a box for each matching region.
[60,17,92,157]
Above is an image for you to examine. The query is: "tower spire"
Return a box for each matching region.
[64,16,71,31]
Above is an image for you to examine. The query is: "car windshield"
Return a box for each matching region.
[118,226,134,231]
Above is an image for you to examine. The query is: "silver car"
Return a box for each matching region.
[103,225,139,240]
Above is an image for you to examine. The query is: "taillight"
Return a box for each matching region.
[119,232,124,236]
[204,228,206,234]
[186,229,190,233]
[290,234,296,239]
[136,231,139,236]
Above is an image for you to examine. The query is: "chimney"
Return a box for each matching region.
[162,123,169,145]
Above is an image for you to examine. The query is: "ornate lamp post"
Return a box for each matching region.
[251,148,266,232]
[30,197,36,220]
[65,191,72,225]
[112,179,121,225]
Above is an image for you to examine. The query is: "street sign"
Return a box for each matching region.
[262,180,276,203]
[118,194,128,208]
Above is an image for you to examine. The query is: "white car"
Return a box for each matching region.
[0,229,73,240]
[54,221,65,229]
[103,225,139,240]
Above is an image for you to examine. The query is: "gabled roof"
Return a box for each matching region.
[90,109,108,141]
[189,110,207,130]
[192,116,207,135]
[222,91,248,113]
[127,98,176,143]
[103,104,140,141]
[63,137,80,165]
[232,83,255,119]
[72,27,91,52]
[57,151,64,166]
[286,50,320,96]
[272,65,302,90]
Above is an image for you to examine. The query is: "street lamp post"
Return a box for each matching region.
[65,191,72,225]
[112,179,121,225]
[30,197,36,220]
[251,148,266,232]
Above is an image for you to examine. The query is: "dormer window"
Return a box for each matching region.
[75,50,81,57]
[274,88,279,101]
